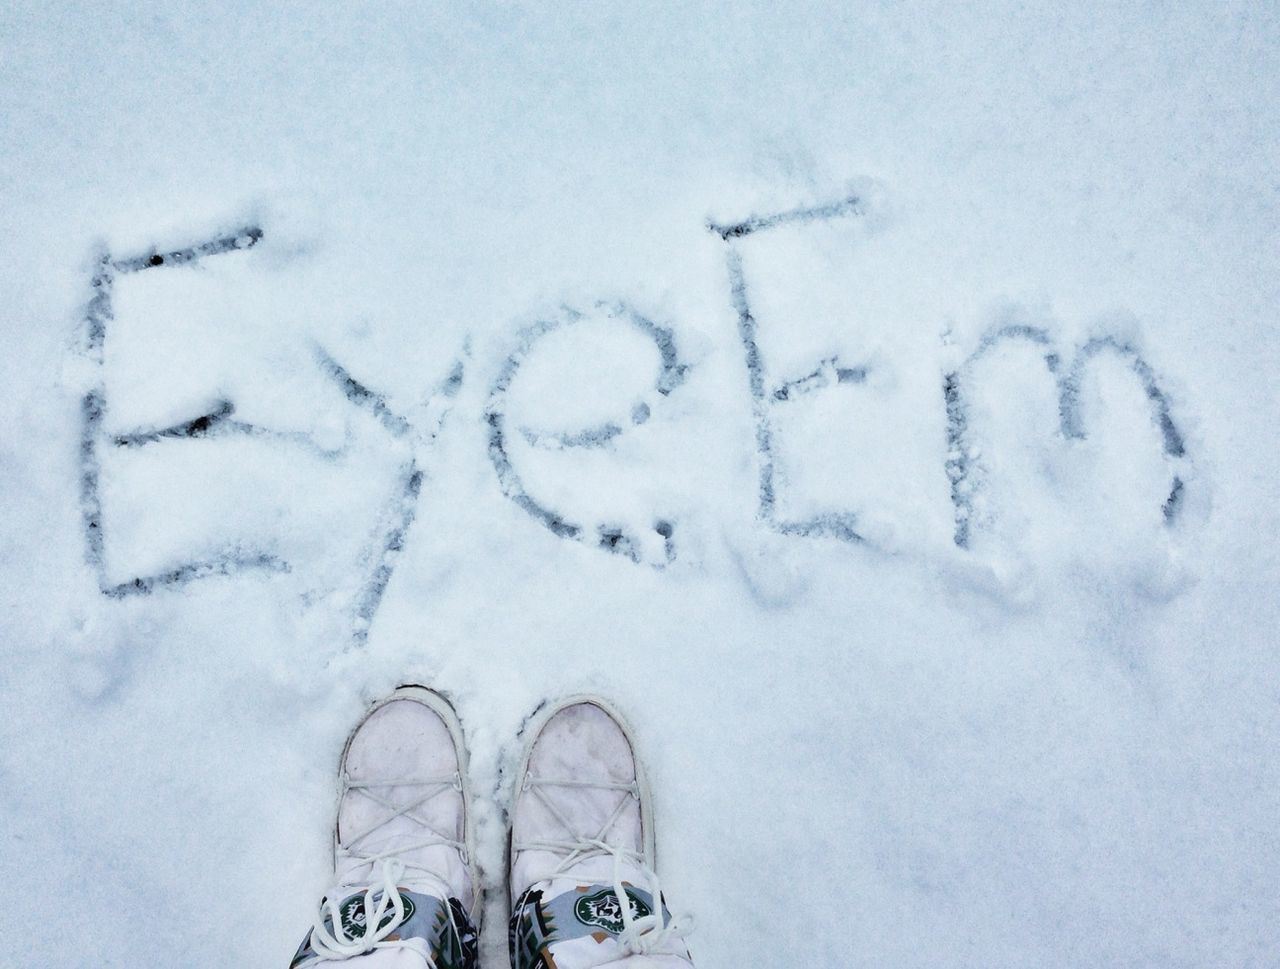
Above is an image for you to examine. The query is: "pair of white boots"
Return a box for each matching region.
[291,687,692,969]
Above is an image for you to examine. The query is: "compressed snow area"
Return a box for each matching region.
[1,4,1277,967]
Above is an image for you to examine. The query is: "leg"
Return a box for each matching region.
[291,687,479,968]
[509,697,694,969]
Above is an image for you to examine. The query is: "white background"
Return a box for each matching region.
[1,3,1278,966]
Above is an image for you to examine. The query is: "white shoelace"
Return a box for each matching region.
[515,773,693,957]
[309,773,466,962]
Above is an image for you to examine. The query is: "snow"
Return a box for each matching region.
[2,3,1278,967]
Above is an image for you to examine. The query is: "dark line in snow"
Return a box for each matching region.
[942,325,1056,549]
[111,226,263,274]
[80,389,107,583]
[1059,336,1185,458]
[943,324,1190,549]
[111,400,237,446]
[79,257,115,585]
[776,514,863,543]
[85,254,112,361]
[718,206,868,544]
[101,553,289,598]
[772,356,868,401]
[708,194,864,240]
[351,462,423,647]
[486,317,583,540]
[1162,475,1185,523]
[725,248,778,522]
[315,345,412,439]
[836,366,869,384]
[655,519,676,564]
[347,357,467,648]
[79,224,295,599]
[486,304,684,563]
[110,400,347,458]
[440,358,465,400]
[514,308,687,451]
[522,422,624,450]
[942,371,971,549]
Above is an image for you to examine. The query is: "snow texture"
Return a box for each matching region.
[1,4,1278,967]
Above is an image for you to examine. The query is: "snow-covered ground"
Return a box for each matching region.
[2,4,1278,967]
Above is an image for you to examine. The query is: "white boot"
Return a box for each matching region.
[509,696,692,969]
[293,686,479,967]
